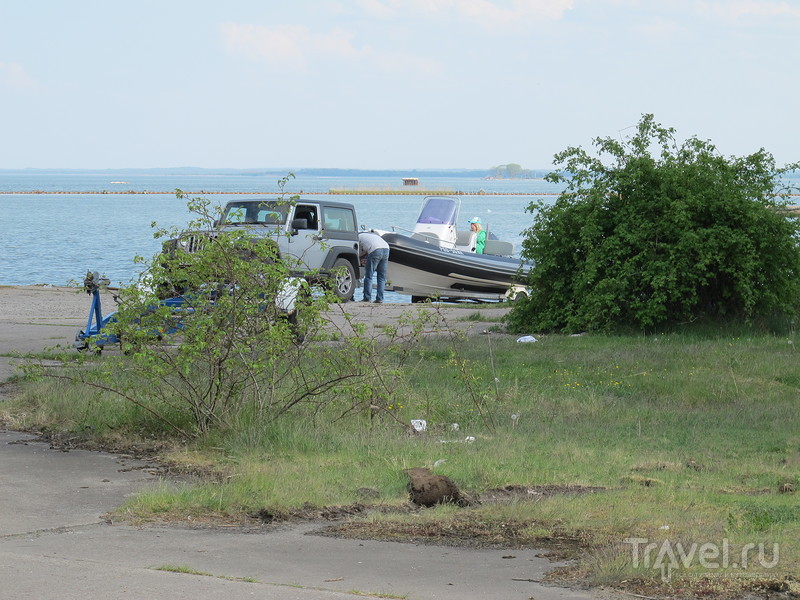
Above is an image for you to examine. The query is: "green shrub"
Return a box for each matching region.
[506,114,800,333]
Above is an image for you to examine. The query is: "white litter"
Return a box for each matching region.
[439,435,476,444]
[410,419,427,433]
[516,335,537,343]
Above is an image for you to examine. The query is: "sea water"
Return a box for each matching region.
[0,171,563,302]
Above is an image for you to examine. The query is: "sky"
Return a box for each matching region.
[1,0,798,170]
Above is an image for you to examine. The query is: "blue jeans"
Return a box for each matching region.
[363,248,389,301]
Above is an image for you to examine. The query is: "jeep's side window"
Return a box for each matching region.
[294,205,318,230]
[255,209,284,224]
[323,207,356,232]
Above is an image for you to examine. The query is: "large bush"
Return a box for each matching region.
[506,114,800,333]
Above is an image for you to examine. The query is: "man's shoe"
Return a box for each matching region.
[374,300,383,304]
[361,298,371,302]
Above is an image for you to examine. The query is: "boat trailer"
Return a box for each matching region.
[73,271,302,351]
[73,271,188,351]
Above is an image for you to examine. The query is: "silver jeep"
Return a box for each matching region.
[168,198,361,301]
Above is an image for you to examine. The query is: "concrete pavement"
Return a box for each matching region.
[0,285,91,383]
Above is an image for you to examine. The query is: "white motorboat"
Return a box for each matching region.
[376,196,532,302]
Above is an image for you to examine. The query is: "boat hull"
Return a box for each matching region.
[381,232,531,299]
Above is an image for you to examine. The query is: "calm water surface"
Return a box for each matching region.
[0,172,563,301]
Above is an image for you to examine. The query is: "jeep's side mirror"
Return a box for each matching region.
[291,218,308,232]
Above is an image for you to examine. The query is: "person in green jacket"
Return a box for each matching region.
[468,216,487,254]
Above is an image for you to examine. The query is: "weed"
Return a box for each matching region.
[152,564,212,576]
[150,564,258,583]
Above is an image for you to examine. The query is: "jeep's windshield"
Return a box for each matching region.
[223,201,289,225]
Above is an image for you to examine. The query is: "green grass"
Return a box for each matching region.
[5,328,799,595]
[455,310,506,322]
[151,564,258,583]
[152,564,214,576]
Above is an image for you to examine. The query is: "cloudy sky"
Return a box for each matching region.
[1,1,797,170]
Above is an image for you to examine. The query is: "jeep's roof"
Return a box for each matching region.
[224,197,356,210]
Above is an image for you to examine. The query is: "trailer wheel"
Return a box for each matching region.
[511,290,529,302]
[78,344,102,356]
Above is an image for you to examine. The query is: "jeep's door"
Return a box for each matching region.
[287,203,328,273]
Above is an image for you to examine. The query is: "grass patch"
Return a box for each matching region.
[7,327,799,596]
[455,310,506,323]
[152,563,214,576]
[151,564,258,583]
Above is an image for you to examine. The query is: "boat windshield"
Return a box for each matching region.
[416,197,458,226]
[223,201,289,225]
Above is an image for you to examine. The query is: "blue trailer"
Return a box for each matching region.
[73,271,302,351]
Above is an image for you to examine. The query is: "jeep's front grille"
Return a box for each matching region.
[180,233,214,253]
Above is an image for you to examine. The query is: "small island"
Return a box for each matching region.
[486,163,542,179]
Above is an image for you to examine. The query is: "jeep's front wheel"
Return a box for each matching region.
[330,258,356,302]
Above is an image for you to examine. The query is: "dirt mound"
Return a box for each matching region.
[404,467,470,507]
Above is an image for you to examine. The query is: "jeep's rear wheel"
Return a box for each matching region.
[331,258,356,302]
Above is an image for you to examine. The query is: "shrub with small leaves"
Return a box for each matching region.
[506,114,800,333]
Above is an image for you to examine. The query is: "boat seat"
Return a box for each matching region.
[483,240,515,256]
[455,230,477,252]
